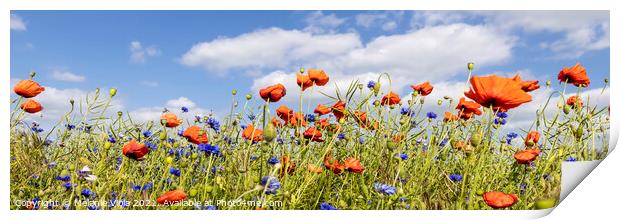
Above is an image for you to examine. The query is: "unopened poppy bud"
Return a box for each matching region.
[546,80,551,87]
[357,83,363,90]
[159,132,167,140]
[373,82,381,94]
[470,134,482,147]
[189,189,198,197]
[467,62,474,71]
[117,111,123,117]
[29,71,37,78]
[263,123,276,142]
[232,89,237,95]
[604,78,609,84]
[104,142,112,150]
[109,88,117,97]
[69,99,75,105]
[443,96,450,100]
[373,100,380,106]
[437,99,443,106]
[412,90,419,97]
[205,185,214,193]
[563,104,571,114]
[299,67,305,74]
[191,152,198,159]
[245,94,252,100]
[419,98,425,104]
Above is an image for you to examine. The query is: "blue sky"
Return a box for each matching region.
[10,11,610,129]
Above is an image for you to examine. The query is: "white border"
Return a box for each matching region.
[2,1,617,219]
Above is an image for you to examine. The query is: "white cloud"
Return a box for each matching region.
[411,11,609,59]
[355,11,403,30]
[10,14,27,31]
[51,71,86,82]
[130,41,161,63]
[303,11,347,34]
[128,97,211,123]
[180,28,362,74]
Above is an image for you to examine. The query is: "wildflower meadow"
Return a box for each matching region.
[10,63,609,210]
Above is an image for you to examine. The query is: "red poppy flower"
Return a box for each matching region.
[381,92,401,105]
[511,74,540,92]
[276,106,293,122]
[343,157,364,173]
[444,112,459,122]
[314,104,332,116]
[332,101,346,120]
[160,112,182,128]
[122,139,150,161]
[279,155,296,177]
[182,125,209,144]
[296,73,313,91]
[456,97,482,119]
[323,152,345,174]
[566,95,583,108]
[483,191,519,209]
[464,75,532,112]
[288,112,307,127]
[514,148,541,164]
[20,99,43,113]
[525,131,540,146]
[242,124,263,142]
[156,189,187,205]
[411,81,434,96]
[315,118,330,129]
[303,127,323,142]
[14,79,45,98]
[308,69,329,86]
[259,83,286,102]
[271,116,283,128]
[558,63,590,87]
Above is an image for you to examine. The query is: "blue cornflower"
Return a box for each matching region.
[205,205,217,210]
[169,167,181,177]
[145,142,157,150]
[507,132,518,139]
[56,175,71,181]
[374,183,396,195]
[181,107,189,113]
[449,174,463,182]
[497,112,509,118]
[81,188,93,198]
[142,182,154,191]
[32,127,44,133]
[142,131,152,137]
[167,138,175,143]
[107,134,116,143]
[426,112,437,119]
[337,133,346,140]
[268,157,280,165]
[320,202,338,210]
[305,114,316,123]
[177,129,185,136]
[367,80,376,89]
[439,139,448,147]
[565,156,577,162]
[248,113,256,121]
[494,118,507,125]
[399,153,409,160]
[63,182,76,190]
[66,124,76,130]
[359,137,365,144]
[240,124,247,129]
[206,117,221,132]
[198,144,221,156]
[87,204,98,210]
[131,185,141,191]
[400,107,414,116]
[47,162,57,169]
[250,155,258,161]
[260,176,281,195]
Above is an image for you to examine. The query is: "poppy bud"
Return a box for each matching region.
[205,185,214,193]
[189,189,198,197]
[117,111,123,117]
[299,67,305,74]
[245,94,252,100]
[70,99,75,105]
[534,198,556,209]
[30,71,37,78]
[419,98,424,104]
[263,123,276,142]
[373,82,381,94]
[159,132,167,140]
[437,99,443,106]
[563,104,571,114]
[232,89,237,95]
[467,62,474,71]
[604,78,609,83]
[104,142,112,150]
[546,80,551,87]
[470,134,482,147]
[109,88,117,97]
[165,156,173,164]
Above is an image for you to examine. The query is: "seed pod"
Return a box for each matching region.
[232,89,237,95]
[245,94,252,100]
[467,62,474,71]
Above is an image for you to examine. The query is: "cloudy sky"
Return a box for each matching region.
[10,11,610,131]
